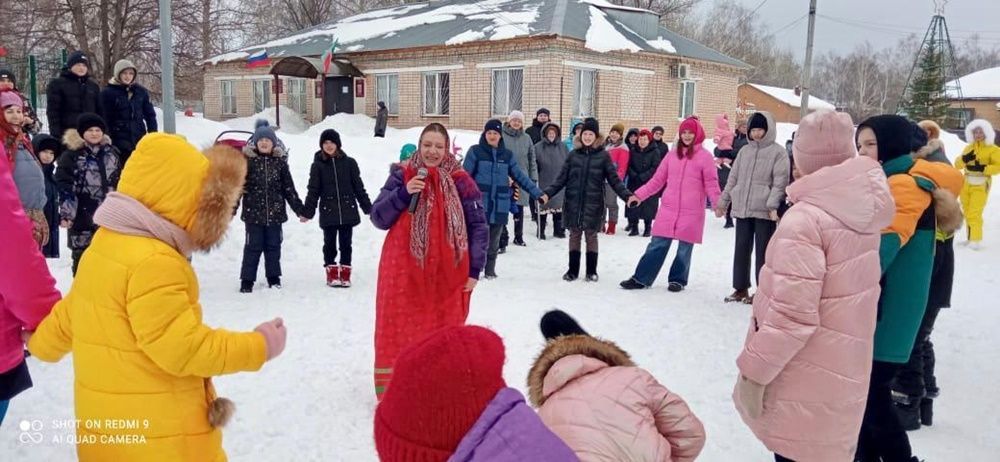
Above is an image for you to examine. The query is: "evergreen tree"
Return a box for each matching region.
[902,40,952,125]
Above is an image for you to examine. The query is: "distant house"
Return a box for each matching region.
[946,67,1000,130]
[200,0,748,135]
[737,83,836,124]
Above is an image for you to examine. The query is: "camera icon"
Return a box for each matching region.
[19,420,44,444]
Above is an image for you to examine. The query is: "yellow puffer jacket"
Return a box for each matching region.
[28,134,264,462]
[955,119,1000,180]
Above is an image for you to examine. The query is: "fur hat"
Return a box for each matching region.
[484,119,503,134]
[31,134,62,156]
[918,120,942,140]
[540,310,589,340]
[66,51,89,69]
[857,115,914,163]
[76,113,106,133]
[609,123,625,136]
[375,325,506,461]
[0,90,22,109]
[253,119,277,146]
[319,129,341,149]
[508,110,525,122]
[581,117,600,137]
[536,108,550,117]
[792,110,857,176]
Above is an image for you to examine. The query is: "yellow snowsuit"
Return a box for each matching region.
[954,120,1000,242]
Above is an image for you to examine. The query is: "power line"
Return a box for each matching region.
[769,13,808,38]
[818,15,1000,44]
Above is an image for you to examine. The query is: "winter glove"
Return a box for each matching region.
[255,318,287,361]
[962,152,977,164]
[735,375,766,419]
[967,162,986,173]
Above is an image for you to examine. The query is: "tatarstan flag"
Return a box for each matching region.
[322,39,339,74]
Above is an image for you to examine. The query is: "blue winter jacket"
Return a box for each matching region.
[463,135,542,225]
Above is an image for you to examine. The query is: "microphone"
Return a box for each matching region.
[408,168,428,214]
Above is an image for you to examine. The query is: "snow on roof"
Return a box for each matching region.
[947,67,1000,99]
[445,30,487,45]
[586,6,641,53]
[748,83,836,110]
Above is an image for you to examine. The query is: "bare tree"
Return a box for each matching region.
[609,0,702,25]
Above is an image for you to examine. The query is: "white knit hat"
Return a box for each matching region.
[508,110,525,122]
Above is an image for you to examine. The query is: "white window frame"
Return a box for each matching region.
[252,79,271,114]
[376,74,399,115]
[220,80,237,115]
[286,78,308,115]
[491,68,523,117]
[572,69,597,118]
[679,80,696,119]
[423,72,450,116]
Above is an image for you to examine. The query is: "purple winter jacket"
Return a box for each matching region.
[450,388,578,462]
[371,165,489,279]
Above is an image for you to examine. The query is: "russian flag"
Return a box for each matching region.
[247,50,270,69]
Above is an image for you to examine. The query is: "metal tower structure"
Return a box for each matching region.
[898,1,964,125]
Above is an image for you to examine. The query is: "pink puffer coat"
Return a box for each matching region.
[734,156,895,462]
[528,335,705,462]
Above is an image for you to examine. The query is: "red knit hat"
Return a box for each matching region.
[374,325,506,462]
[677,116,706,147]
[638,129,654,143]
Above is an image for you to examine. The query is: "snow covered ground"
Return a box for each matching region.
[3,113,998,461]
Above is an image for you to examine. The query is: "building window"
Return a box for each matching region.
[948,108,973,129]
[287,78,308,115]
[252,79,271,114]
[376,74,399,115]
[679,80,696,119]
[423,72,450,116]
[491,68,523,116]
[220,80,237,115]
[572,69,597,118]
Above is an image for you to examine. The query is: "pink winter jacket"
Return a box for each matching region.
[528,335,706,462]
[635,142,720,244]
[734,156,895,462]
[0,145,61,375]
[713,114,734,151]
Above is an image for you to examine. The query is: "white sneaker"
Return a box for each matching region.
[970,242,983,251]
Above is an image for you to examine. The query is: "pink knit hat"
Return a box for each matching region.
[0,90,23,109]
[792,110,857,176]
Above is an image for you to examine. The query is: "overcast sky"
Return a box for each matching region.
[699,0,1000,58]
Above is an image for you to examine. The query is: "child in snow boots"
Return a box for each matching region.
[528,310,705,461]
[54,112,122,275]
[302,129,372,288]
[375,325,576,461]
[954,119,1000,249]
[1,90,48,248]
[542,118,635,282]
[32,134,63,258]
[237,120,305,292]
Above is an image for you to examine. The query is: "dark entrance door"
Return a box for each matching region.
[323,77,355,117]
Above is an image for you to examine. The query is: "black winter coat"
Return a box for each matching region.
[303,150,372,227]
[46,70,103,139]
[101,82,158,162]
[54,132,122,250]
[626,143,662,221]
[238,146,305,225]
[543,139,632,231]
[526,118,545,145]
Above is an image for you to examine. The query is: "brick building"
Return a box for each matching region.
[737,83,836,124]
[946,66,1000,130]
[201,0,747,135]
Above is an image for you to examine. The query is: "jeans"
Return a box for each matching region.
[240,224,283,282]
[857,361,913,462]
[632,237,694,287]
[322,225,354,266]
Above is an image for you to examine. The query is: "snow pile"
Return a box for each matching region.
[223,106,311,135]
[647,36,677,53]
[585,5,642,53]
[748,83,836,110]
[947,66,1000,99]
[446,30,487,45]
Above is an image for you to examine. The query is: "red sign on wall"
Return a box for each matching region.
[355,79,365,98]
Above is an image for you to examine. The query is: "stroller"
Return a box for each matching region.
[214,130,290,153]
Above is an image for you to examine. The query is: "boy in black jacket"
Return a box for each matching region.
[237,120,305,292]
[302,129,372,287]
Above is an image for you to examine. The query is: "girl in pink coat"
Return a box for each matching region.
[620,116,721,292]
[528,310,706,462]
[732,110,895,462]
[0,142,61,426]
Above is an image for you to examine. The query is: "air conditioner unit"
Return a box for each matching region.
[674,64,690,79]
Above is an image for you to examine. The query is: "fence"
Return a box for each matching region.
[0,50,66,110]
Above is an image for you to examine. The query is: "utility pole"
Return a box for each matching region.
[800,0,818,118]
[159,0,176,133]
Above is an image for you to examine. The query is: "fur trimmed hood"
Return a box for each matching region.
[62,128,112,151]
[571,133,607,151]
[527,334,633,407]
[965,119,996,147]
[242,144,287,159]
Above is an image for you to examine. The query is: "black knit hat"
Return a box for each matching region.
[748,112,769,133]
[484,119,503,134]
[320,129,342,149]
[540,309,589,340]
[76,113,106,133]
[581,117,600,137]
[536,108,550,117]
[652,125,665,134]
[66,51,89,70]
[31,134,62,156]
[857,114,914,163]
[0,68,14,87]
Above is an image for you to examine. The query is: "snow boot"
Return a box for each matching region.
[725,289,750,303]
[340,266,352,288]
[563,251,581,281]
[629,223,640,236]
[513,236,527,246]
[724,219,734,229]
[620,278,646,290]
[240,280,254,293]
[606,221,617,235]
[892,394,922,431]
[267,277,282,289]
[326,265,341,287]
[668,282,684,293]
[553,213,566,239]
[484,257,498,279]
[539,215,548,240]
[585,252,599,282]
[642,221,652,237]
[920,398,933,426]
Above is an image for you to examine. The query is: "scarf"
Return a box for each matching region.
[407,150,468,266]
[93,192,195,257]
